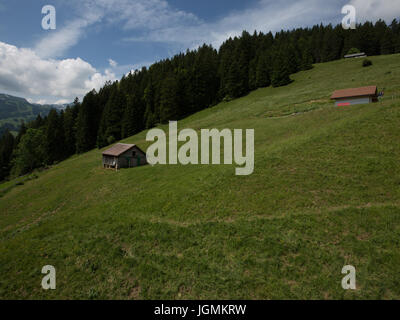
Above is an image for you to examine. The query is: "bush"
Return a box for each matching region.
[107,135,116,145]
[362,59,373,67]
[347,48,361,55]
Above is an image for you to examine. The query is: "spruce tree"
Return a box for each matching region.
[256,52,271,88]
[63,104,78,156]
[45,109,65,164]
[15,121,27,146]
[271,48,292,87]
[160,74,180,123]
[76,90,98,153]
[248,57,258,90]
[0,130,15,180]
[11,128,46,176]
[121,93,143,138]
[380,30,394,54]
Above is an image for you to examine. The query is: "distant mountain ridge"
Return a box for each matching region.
[0,93,69,135]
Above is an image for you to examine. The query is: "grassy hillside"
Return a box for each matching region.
[1,54,400,299]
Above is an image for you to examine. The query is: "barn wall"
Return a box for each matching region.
[335,96,371,106]
[103,155,116,166]
[117,148,147,168]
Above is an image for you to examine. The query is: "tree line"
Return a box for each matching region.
[1,19,400,180]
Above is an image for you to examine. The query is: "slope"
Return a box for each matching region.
[0,54,400,299]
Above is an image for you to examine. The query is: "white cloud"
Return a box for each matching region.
[124,0,342,49]
[0,41,117,104]
[6,0,399,103]
[349,0,400,22]
[35,10,103,59]
[123,0,400,50]
[108,58,118,68]
[34,0,200,58]
[33,0,400,59]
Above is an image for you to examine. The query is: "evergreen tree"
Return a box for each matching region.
[271,48,292,87]
[63,102,78,156]
[144,80,156,129]
[11,128,46,176]
[159,74,180,123]
[192,45,220,112]
[97,87,126,147]
[255,52,271,88]
[76,90,99,153]
[15,121,27,146]
[321,25,343,62]
[31,114,45,129]
[121,93,143,138]
[248,57,258,90]
[0,130,15,180]
[381,30,394,54]
[45,109,65,163]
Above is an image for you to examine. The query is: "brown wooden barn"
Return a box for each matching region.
[331,86,378,107]
[102,143,147,170]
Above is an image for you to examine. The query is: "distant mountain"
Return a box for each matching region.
[0,93,69,135]
[32,102,71,111]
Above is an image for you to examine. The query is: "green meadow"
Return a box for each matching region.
[1,54,400,299]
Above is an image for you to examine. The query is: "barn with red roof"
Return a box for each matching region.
[331,86,378,107]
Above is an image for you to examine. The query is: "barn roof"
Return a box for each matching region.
[102,143,136,157]
[331,86,377,100]
[344,52,367,58]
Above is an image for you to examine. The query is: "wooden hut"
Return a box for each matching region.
[331,86,378,107]
[102,143,147,170]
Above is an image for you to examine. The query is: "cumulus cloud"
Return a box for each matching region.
[349,0,400,22]
[0,41,117,103]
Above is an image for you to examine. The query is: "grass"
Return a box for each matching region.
[1,54,400,299]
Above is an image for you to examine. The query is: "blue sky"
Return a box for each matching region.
[0,0,398,104]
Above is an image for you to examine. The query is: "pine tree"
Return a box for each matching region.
[144,80,156,128]
[45,109,65,164]
[300,49,313,70]
[63,103,78,156]
[160,74,180,123]
[121,93,143,138]
[15,121,27,146]
[76,90,98,153]
[0,130,15,180]
[192,45,219,112]
[380,30,394,54]
[255,52,271,88]
[31,114,45,129]
[11,128,46,176]
[271,48,292,87]
[105,89,126,141]
[248,57,258,90]
[394,35,400,53]
[97,87,126,148]
[218,38,236,99]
